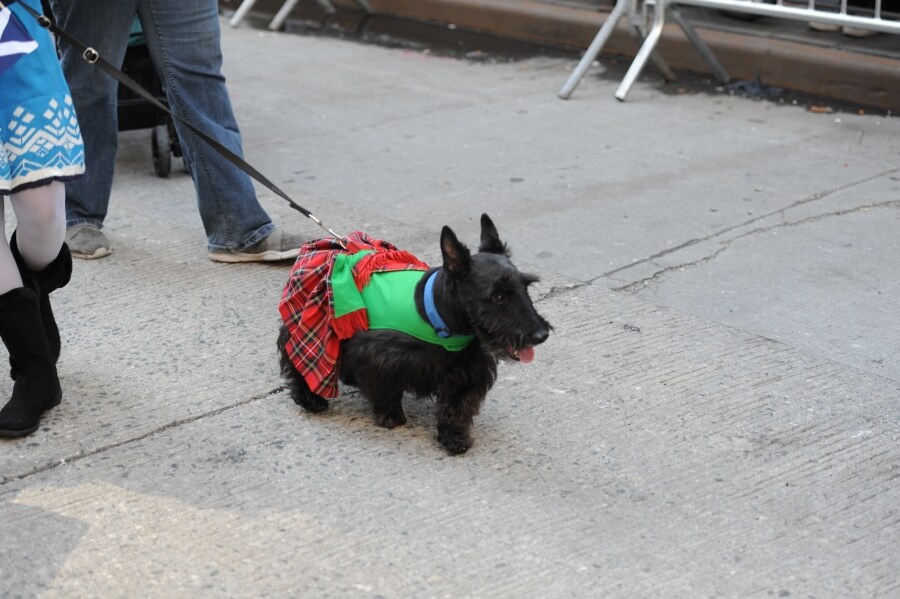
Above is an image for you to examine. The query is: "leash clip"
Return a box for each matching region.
[37,15,52,28]
[82,47,99,64]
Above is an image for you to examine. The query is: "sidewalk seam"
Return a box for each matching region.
[0,388,287,487]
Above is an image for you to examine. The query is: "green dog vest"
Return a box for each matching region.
[331,251,475,351]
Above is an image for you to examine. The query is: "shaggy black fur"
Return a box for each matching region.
[278,214,551,455]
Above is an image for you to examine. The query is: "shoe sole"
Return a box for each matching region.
[0,391,61,438]
[71,247,112,260]
[208,248,300,263]
[809,22,841,32]
[843,28,878,37]
[0,423,40,438]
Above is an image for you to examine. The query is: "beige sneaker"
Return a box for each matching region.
[208,228,306,263]
[809,21,841,32]
[65,225,112,260]
[842,26,879,38]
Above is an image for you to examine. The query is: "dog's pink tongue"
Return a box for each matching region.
[519,347,535,364]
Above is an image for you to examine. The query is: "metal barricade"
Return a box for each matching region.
[228,0,373,30]
[560,0,900,101]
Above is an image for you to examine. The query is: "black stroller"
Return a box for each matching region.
[116,18,183,177]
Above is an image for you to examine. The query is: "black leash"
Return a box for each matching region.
[9,0,344,242]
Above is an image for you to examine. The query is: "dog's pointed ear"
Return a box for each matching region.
[478,213,510,256]
[441,226,471,277]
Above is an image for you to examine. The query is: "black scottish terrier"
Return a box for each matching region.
[278,214,550,454]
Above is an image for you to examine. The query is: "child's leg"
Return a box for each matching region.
[0,202,25,295]
[0,184,63,436]
[7,182,73,365]
[9,181,67,271]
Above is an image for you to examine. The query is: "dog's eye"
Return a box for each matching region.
[492,292,507,304]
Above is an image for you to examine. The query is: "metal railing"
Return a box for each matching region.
[560,0,900,101]
[228,0,373,30]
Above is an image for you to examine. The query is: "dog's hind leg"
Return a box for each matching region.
[278,326,329,413]
[288,376,329,414]
[338,368,357,387]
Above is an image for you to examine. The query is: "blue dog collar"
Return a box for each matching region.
[424,270,452,338]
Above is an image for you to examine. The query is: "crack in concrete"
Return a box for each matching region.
[534,282,589,303]
[612,199,900,293]
[596,167,900,282]
[4,195,896,486]
[613,244,731,293]
[0,388,285,488]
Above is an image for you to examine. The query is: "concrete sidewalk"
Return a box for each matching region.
[2,19,899,597]
[223,0,900,111]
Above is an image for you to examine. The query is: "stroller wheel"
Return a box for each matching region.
[168,118,183,158]
[152,124,172,178]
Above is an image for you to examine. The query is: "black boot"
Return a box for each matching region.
[10,231,72,365]
[0,287,62,437]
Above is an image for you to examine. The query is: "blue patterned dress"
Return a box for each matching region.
[0,0,84,195]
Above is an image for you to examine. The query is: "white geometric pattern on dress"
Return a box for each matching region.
[1,95,84,192]
[3,95,83,172]
[0,139,8,175]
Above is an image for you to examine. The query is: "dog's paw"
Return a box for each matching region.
[338,370,358,387]
[294,392,329,413]
[374,410,407,429]
[438,426,473,455]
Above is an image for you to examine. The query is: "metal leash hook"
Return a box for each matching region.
[307,214,346,247]
[283,198,346,248]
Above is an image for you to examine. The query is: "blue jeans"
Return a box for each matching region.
[49,0,274,252]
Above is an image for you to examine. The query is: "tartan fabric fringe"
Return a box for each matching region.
[279,232,429,399]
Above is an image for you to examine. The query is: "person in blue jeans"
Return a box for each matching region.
[48,0,308,262]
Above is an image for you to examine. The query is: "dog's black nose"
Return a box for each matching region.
[531,327,550,345]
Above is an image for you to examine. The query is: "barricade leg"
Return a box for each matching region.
[626,20,677,83]
[669,7,729,83]
[615,0,667,100]
[312,0,338,16]
[558,0,629,99]
[229,0,259,27]
[269,0,336,31]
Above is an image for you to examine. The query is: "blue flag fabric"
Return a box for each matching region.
[0,5,38,78]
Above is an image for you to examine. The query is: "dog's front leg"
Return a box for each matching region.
[368,389,407,429]
[435,391,484,455]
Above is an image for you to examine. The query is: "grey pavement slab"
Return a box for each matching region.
[217,26,899,380]
[2,284,898,597]
[622,184,900,381]
[1,19,899,598]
